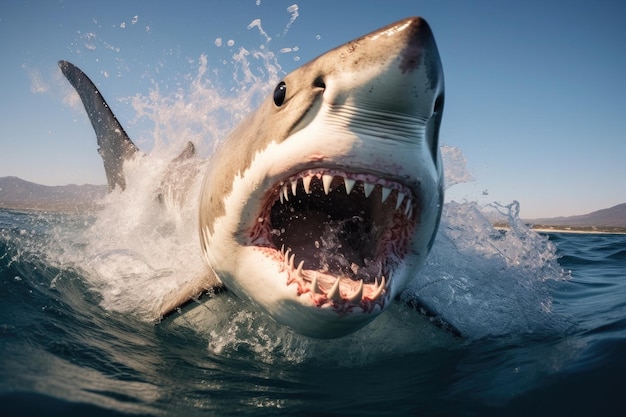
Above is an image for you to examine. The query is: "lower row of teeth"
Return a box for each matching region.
[281,246,388,305]
[278,173,414,218]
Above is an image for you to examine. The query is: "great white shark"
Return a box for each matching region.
[59,16,445,338]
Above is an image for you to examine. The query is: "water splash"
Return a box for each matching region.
[58,14,287,320]
[169,293,458,366]
[403,199,569,340]
[441,145,473,189]
[126,52,280,158]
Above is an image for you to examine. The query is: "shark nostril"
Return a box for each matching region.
[313,76,326,89]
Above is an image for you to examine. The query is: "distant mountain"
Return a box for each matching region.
[0,176,107,212]
[526,203,626,228]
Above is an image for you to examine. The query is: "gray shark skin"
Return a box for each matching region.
[60,16,445,338]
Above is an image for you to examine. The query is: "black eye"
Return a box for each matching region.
[273,81,286,106]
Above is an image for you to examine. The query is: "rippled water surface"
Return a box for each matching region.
[2,207,625,416]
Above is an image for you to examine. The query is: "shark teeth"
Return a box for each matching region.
[322,174,333,195]
[395,192,406,209]
[276,169,415,217]
[303,176,312,194]
[327,276,342,302]
[344,178,355,194]
[268,168,411,311]
[347,280,364,304]
[281,245,389,307]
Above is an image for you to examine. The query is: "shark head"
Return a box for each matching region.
[199,17,445,338]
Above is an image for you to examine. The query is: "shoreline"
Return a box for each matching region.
[531,227,626,235]
[494,225,626,235]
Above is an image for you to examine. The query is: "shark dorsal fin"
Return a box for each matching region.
[58,60,138,191]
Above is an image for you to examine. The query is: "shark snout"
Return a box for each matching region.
[397,17,439,74]
[320,17,443,118]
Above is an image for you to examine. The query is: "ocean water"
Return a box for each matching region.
[1,204,625,417]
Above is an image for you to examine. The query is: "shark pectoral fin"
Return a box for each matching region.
[58,60,139,192]
[157,267,223,319]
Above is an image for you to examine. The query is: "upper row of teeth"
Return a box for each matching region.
[278,173,414,216]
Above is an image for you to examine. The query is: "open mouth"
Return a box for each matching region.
[249,168,418,313]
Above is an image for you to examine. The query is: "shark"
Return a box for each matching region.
[59,16,445,338]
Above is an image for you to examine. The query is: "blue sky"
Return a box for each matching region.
[1,0,624,218]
